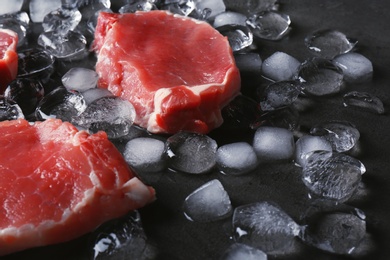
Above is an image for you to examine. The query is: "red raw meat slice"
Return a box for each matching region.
[0,119,155,256]
[94,11,241,134]
[0,29,18,93]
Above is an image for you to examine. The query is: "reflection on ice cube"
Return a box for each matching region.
[246,11,291,41]
[221,243,267,260]
[343,91,385,114]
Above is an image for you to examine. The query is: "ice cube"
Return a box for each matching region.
[343,91,385,114]
[234,52,262,74]
[260,80,302,111]
[194,0,226,18]
[183,179,232,222]
[216,25,253,52]
[302,150,362,202]
[62,67,99,92]
[297,58,344,96]
[232,201,301,254]
[0,12,30,47]
[0,0,24,15]
[123,137,167,173]
[259,107,300,132]
[252,126,295,162]
[294,134,332,167]
[17,48,56,83]
[161,0,196,17]
[261,52,301,82]
[81,88,114,104]
[42,7,82,34]
[221,243,268,260]
[333,52,373,83]
[0,96,25,121]
[166,132,217,174]
[246,11,291,41]
[310,120,360,152]
[305,29,357,59]
[223,0,279,16]
[216,142,258,175]
[118,1,158,13]
[29,0,62,23]
[213,11,247,27]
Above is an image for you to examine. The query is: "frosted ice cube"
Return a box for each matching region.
[260,80,302,111]
[297,58,344,96]
[0,97,25,121]
[183,179,232,222]
[310,121,360,152]
[294,134,332,167]
[232,201,301,255]
[333,52,373,83]
[216,142,258,175]
[246,11,291,41]
[42,7,82,34]
[221,243,267,260]
[234,53,262,74]
[252,126,295,162]
[123,137,167,173]
[216,25,253,52]
[62,67,99,92]
[0,0,24,15]
[305,29,357,59]
[213,11,247,27]
[194,0,226,18]
[261,52,301,82]
[223,0,279,16]
[81,88,114,104]
[29,0,62,23]
[343,91,385,114]
[166,132,217,174]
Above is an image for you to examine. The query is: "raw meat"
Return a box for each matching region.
[0,29,18,93]
[93,11,241,134]
[0,119,155,256]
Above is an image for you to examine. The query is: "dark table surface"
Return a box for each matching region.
[4,0,390,259]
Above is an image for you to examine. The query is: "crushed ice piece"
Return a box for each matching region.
[294,134,332,167]
[260,80,302,111]
[216,142,258,175]
[42,7,82,34]
[305,29,357,59]
[0,96,25,121]
[37,30,88,60]
[261,52,301,82]
[72,96,136,139]
[300,201,367,255]
[310,120,360,152]
[81,88,114,104]
[216,25,253,52]
[194,0,226,19]
[62,67,99,92]
[0,12,30,47]
[17,48,56,82]
[161,0,197,17]
[343,91,385,114]
[297,58,344,96]
[223,0,279,15]
[91,210,158,260]
[213,11,247,28]
[4,78,45,117]
[0,0,24,15]
[35,86,87,122]
[123,137,167,173]
[166,132,217,174]
[333,52,373,83]
[302,150,362,202]
[252,126,295,162]
[232,201,301,255]
[234,52,262,74]
[29,0,62,23]
[221,243,268,260]
[118,1,158,13]
[246,11,291,41]
[183,179,232,222]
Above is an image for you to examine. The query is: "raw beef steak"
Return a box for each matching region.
[0,29,18,93]
[0,119,155,256]
[94,11,241,134]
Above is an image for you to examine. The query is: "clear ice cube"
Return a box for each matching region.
[0,96,25,121]
[310,120,360,152]
[62,67,99,92]
[246,11,291,41]
[232,201,301,255]
[221,243,268,260]
[0,0,24,16]
[81,88,114,104]
[297,58,344,96]
[333,52,373,83]
[223,0,279,16]
[261,52,301,82]
[42,7,82,34]
[194,0,226,19]
[183,179,232,222]
[252,126,295,162]
[0,12,30,47]
[343,91,385,114]
[260,80,302,111]
[29,0,62,23]
[161,0,196,17]
[17,48,56,83]
[294,134,332,167]
[216,142,258,175]
[123,137,167,173]
[302,150,362,202]
[166,132,217,174]
[213,11,248,28]
[216,25,253,52]
[259,107,300,132]
[118,1,158,13]
[305,29,357,59]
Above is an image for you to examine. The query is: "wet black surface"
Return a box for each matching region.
[4,0,390,259]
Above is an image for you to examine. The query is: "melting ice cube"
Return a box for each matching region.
[246,11,291,41]
[0,12,30,47]
[17,48,55,83]
[161,0,197,17]
[261,52,301,82]
[343,91,385,114]
[42,7,82,34]
[223,0,279,16]
[62,67,99,92]
[213,11,248,28]
[194,0,226,18]
[221,243,268,260]
[260,80,302,111]
[216,25,253,52]
[81,88,114,104]
[333,52,373,83]
[119,1,158,13]
[216,142,258,175]
[0,96,25,121]
[183,179,232,222]
[294,134,332,167]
